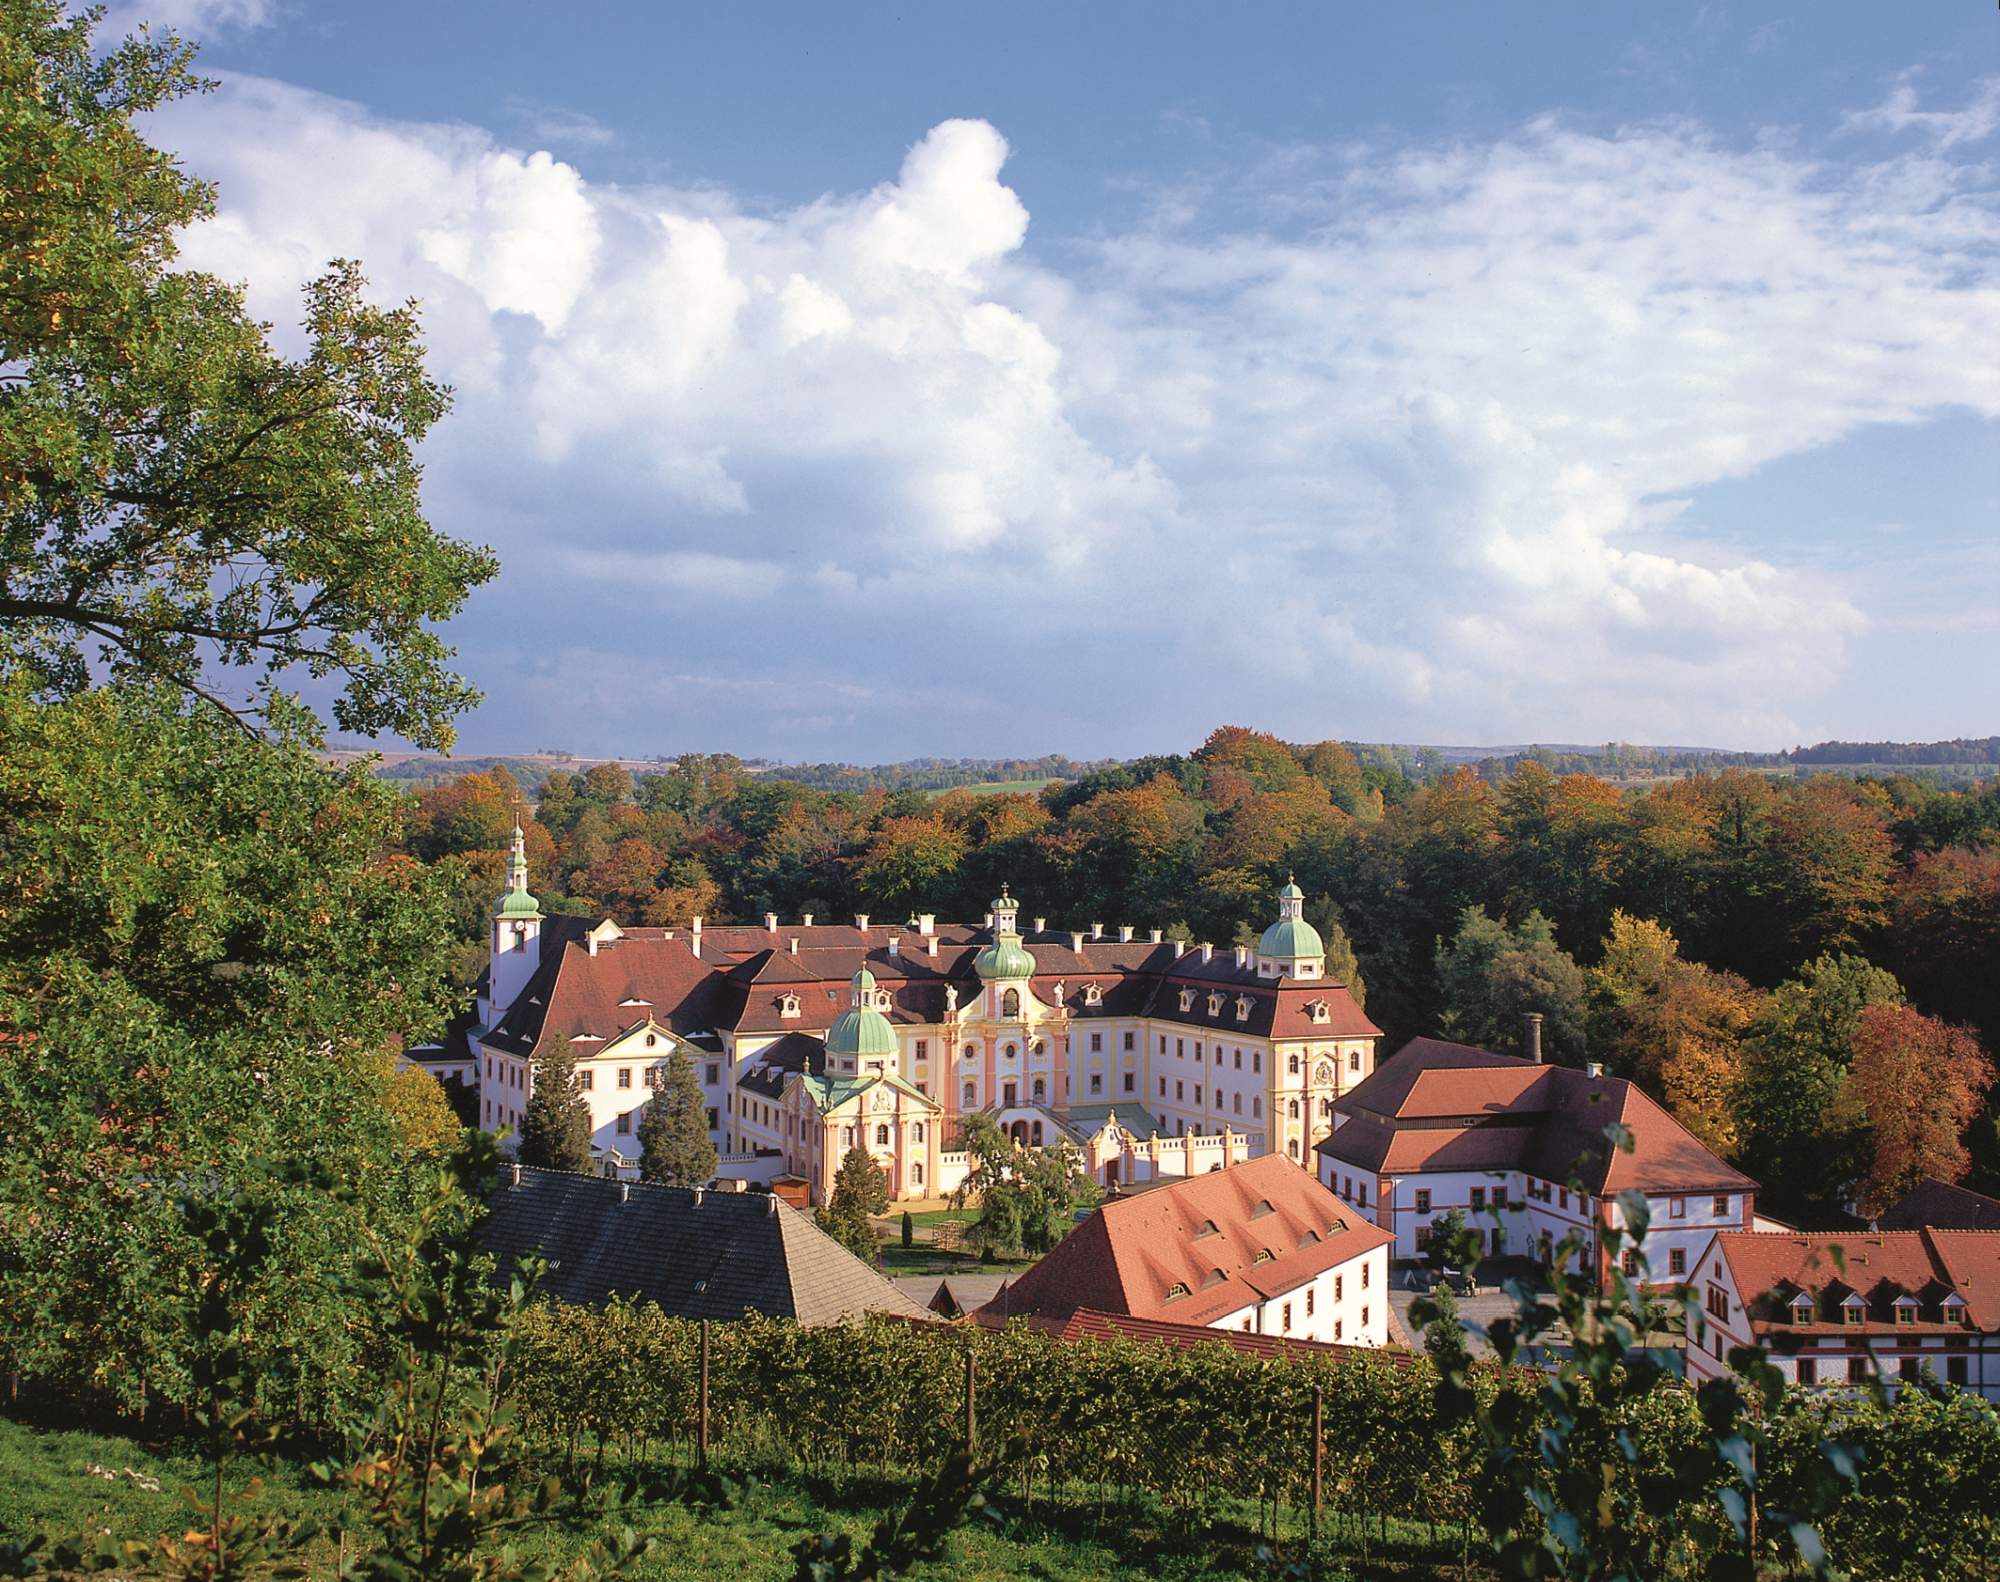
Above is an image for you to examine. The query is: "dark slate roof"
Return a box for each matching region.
[481,1166,928,1325]
[1876,1178,2000,1232]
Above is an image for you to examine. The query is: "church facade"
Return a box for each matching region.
[457,829,1381,1205]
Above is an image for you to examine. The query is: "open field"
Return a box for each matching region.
[0,1415,1479,1581]
[920,778,1060,799]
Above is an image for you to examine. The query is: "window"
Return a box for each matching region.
[1253,1097,1262,1117]
[1319,1098,1333,1117]
[1086,985,1104,1006]
[1622,1248,1641,1276]
[616,1112,632,1135]
[911,1163,924,1186]
[1233,1048,1242,1069]
[1206,993,1222,1016]
[1415,1189,1432,1214]
[706,1063,719,1084]
[1797,1358,1817,1385]
[1894,1304,1915,1326]
[1348,1050,1360,1071]
[1288,1054,1301,1076]
[1193,1085,1202,1105]
[1179,989,1195,1011]
[915,1040,928,1060]
[1123,1072,1136,1093]
[642,1067,658,1089]
[913,1123,925,1142]
[1233,1093,1242,1114]
[1358,1182,1367,1208]
[1159,1077,1167,1097]
[1288,1099,1300,1118]
[1090,1074,1103,1094]
[1898,1357,1919,1382]
[1843,1304,1865,1327]
[1177,1039,1185,1058]
[1558,1187,1569,1209]
[1361,1261,1370,1290]
[964,1044,977,1060]
[874,1124,889,1146]
[1947,1356,1969,1386]
[1669,1248,1687,1276]
[1792,1297,1814,1324]
[1090,1032,1103,1052]
[1713,1195,1730,1217]
[1288,1139,1300,1159]
[645,1033,657,1048]
[1281,1302,1292,1333]
[1004,1082,1017,1105]
[963,1081,976,1106]
[1032,1077,1046,1101]
[842,1127,855,1148]
[1360,1306,1368,1330]
[1671,1197,1686,1219]
[1470,1187,1485,1211]
[1124,1031,1135,1050]
[617,1068,632,1089]
[1176,1081,1184,1100]
[1001,988,1020,1016]
[579,1069,594,1090]
[1334,1320,1343,1341]
[1705,1286,1729,1320]
[1846,1358,1869,1384]
[1253,1051,1262,1073]
[1306,1287,1315,1316]
[1334,1275,1344,1301]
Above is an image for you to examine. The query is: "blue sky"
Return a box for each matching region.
[123,1,1999,758]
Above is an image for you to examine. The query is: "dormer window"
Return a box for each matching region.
[1943,1292,1969,1326]
[1298,1229,1321,1247]
[1179,988,1195,1012]
[1252,1248,1275,1265]
[778,994,800,1018]
[1083,984,1103,1006]
[1201,1268,1228,1289]
[1306,999,1330,1024]
[1164,1282,1190,1302]
[1235,995,1252,1021]
[1249,1198,1275,1220]
[1193,1218,1220,1239]
[1791,1295,1814,1325]
[1841,1294,1867,1326]
[1206,992,1223,1016]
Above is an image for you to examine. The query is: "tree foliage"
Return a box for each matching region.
[816,1145,889,1261]
[0,0,495,748]
[1845,1006,1996,1217]
[516,1035,592,1174]
[637,1047,717,1188]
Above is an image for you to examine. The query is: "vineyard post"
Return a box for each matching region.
[698,1318,711,1469]
[964,1345,977,1455]
[1311,1384,1324,1551]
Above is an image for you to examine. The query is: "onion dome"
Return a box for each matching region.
[826,966,899,1061]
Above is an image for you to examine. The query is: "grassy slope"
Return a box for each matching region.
[0,1416,1471,1581]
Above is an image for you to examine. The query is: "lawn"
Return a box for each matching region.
[0,1414,1480,1581]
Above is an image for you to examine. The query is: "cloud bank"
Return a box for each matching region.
[149,74,2000,755]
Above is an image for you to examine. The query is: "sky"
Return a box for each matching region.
[120,0,2000,760]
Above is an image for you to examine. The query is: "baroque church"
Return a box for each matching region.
[440,826,1380,1204]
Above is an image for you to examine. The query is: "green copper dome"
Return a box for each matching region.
[495,886,543,920]
[974,935,1037,980]
[1258,916,1324,961]
[1277,876,1304,901]
[826,967,898,1060]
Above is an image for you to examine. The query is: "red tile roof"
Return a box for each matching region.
[977,1154,1393,1329]
[1319,1037,1755,1197]
[1712,1228,2000,1334]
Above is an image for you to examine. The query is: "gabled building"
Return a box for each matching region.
[1875,1178,2000,1232]
[465,842,1381,1204]
[481,1164,930,1324]
[1315,1036,1756,1288]
[976,1154,1395,1347]
[1688,1228,2000,1400]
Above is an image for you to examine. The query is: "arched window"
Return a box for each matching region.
[912,1122,925,1143]
[962,1081,976,1106]
[1319,1098,1333,1117]
[842,1127,855,1147]
[645,1033,657,1047]
[1032,1077,1046,1101]
[1288,1054,1301,1076]
[1001,988,1021,1016]
[875,1124,890,1146]
[1253,1097,1263,1117]
[1288,1139,1300,1159]
[1288,1099,1301,1118]
[1031,1121,1044,1144]
[911,1163,924,1186]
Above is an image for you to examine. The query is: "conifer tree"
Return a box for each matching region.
[637,1047,717,1186]
[516,1034,592,1172]
[817,1145,889,1260]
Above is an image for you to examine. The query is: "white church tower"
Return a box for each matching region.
[483,822,543,1023]
[1256,875,1326,979]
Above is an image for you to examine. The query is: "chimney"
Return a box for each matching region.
[1200,942,1214,963]
[767,1192,780,1215]
[926,935,938,957]
[1235,945,1249,968]
[1091,922,1104,939]
[1586,1061,1605,1079]
[888,935,901,959]
[788,937,799,955]
[619,1182,631,1204]
[765,911,779,932]
[855,913,870,931]
[1172,940,1187,959]
[510,1163,522,1187]
[1150,928,1163,944]
[1119,925,1134,942]
[692,1187,703,1207]
[918,913,936,936]
[802,912,814,928]
[1523,1011,1545,1064]
[689,916,702,957]
[1071,930,1086,952]
[1034,915,1046,933]
[587,934,599,957]
[984,912,994,928]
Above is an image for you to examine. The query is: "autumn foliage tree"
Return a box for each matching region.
[1845,1006,1995,1217]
